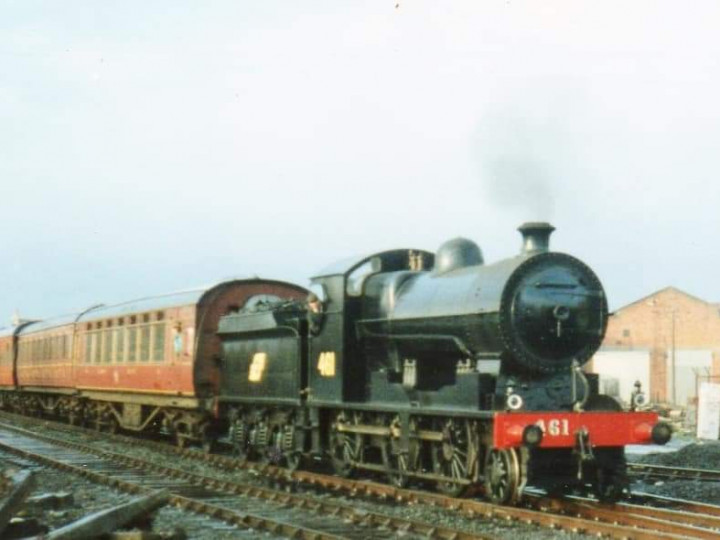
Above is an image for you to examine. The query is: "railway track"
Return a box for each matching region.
[0,420,493,540]
[1,411,719,539]
[526,493,720,540]
[628,461,720,482]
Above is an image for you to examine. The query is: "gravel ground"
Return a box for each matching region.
[627,436,720,505]
[0,457,284,539]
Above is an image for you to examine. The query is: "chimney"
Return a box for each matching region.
[518,222,555,255]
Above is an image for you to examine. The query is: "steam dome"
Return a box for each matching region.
[434,238,483,274]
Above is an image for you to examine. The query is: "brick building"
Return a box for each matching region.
[589,287,720,407]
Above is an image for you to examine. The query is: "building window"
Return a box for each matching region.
[622,329,631,338]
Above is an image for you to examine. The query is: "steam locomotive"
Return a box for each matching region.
[0,223,671,503]
[217,222,671,503]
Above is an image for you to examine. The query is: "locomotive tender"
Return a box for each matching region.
[217,222,671,503]
[0,223,671,504]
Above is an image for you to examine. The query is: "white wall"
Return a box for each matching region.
[667,350,712,406]
[591,350,650,405]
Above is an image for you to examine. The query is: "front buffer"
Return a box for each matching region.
[487,411,672,503]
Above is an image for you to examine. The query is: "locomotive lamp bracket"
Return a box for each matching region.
[630,380,647,411]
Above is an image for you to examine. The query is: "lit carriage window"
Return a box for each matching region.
[115,328,124,363]
[128,328,138,362]
[103,330,113,363]
[140,325,151,361]
[152,323,165,362]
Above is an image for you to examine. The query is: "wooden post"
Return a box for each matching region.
[45,490,170,540]
[0,470,36,535]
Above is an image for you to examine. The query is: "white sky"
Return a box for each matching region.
[2,1,720,320]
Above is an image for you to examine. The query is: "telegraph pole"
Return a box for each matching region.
[671,309,676,405]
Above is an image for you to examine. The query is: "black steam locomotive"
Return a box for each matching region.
[216,223,670,503]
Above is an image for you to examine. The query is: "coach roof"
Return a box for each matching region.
[75,277,295,323]
[16,313,82,336]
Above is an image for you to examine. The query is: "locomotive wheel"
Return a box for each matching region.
[200,424,215,455]
[329,411,363,478]
[231,421,251,461]
[591,447,627,503]
[106,418,119,434]
[381,415,418,488]
[175,432,188,449]
[432,419,477,497]
[484,448,520,504]
[594,467,625,503]
[265,420,301,471]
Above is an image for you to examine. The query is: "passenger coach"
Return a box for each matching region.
[0,278,307,447]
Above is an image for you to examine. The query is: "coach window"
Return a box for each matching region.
[128,327,138,362]
[140,324,151,361]
[153,323,165,362]
[94,331,102,363]
[114,327,124,363]
[85,333,92,364]
[103,329,113,363]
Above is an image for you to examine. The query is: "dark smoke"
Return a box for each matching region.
[474,92,584,222]
[482,155,555,220]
